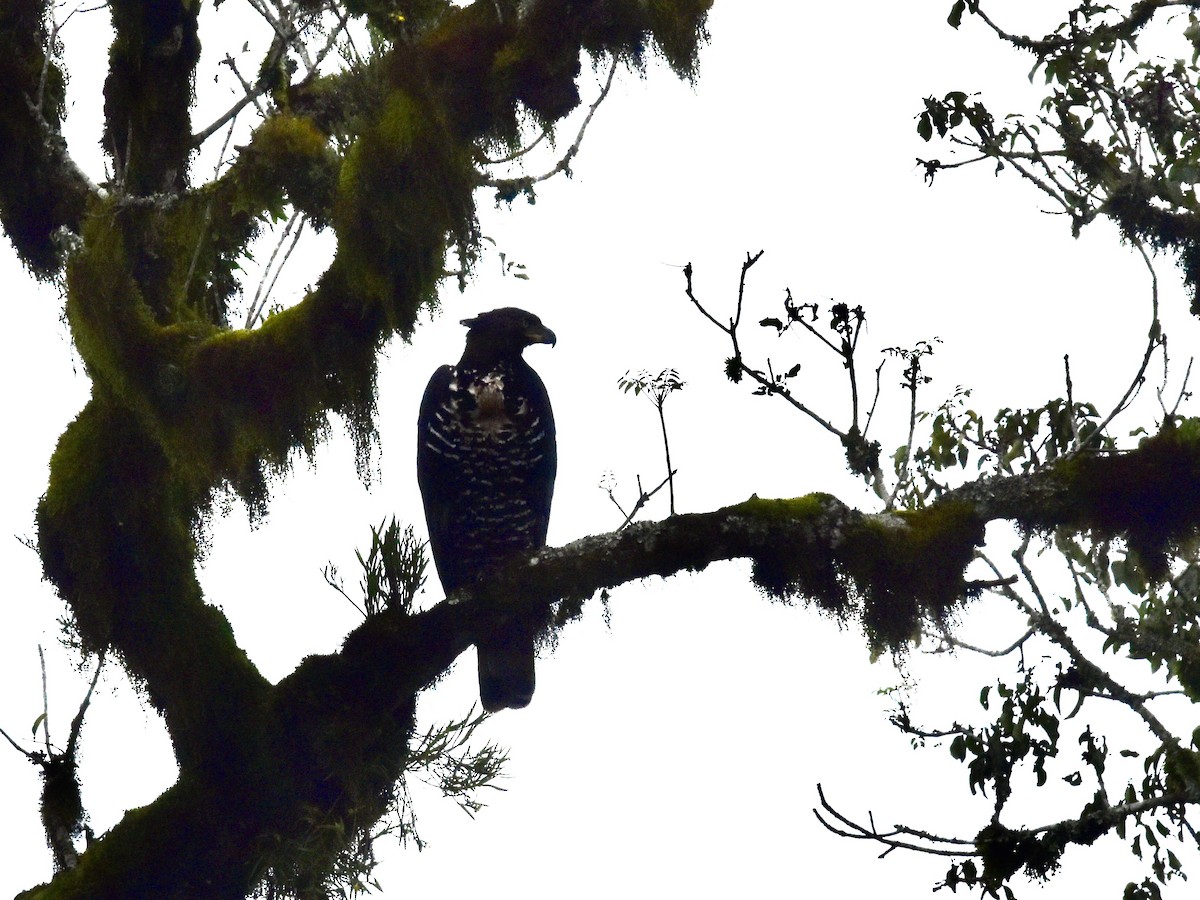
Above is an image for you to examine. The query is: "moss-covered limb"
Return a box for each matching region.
[64,199,217,414]
[971,786,1200,891]
[406,0,711,143]
[442,494,984,655]
[62,0,716,505]
[16,774,289,899]
[161,0,718,489]
[213,114,341,228]
[102,0,201,195]
[372,424,1200,660]
[171,254,392,503]
[942,421,1200,576]
[166,113,342,325]
[266,610,465,842]
[29,398,424,897]
[23,416,1200,895]
[36,396,271,773]
[0,0,95,277]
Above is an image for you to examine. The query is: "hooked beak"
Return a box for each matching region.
[525,325,556,347]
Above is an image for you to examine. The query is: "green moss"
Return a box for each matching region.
[1065,420,1200,579]
[730,494,847,613]
[730,493,835,520]
[333,88,474,326]
[20,5,723,890]
[102,0,201,194]
[842,503,984,653]
[38,397,270,778]
[644,0,714,78]
[734,495,984,656]
[232,114,340,227]
[0,0,86,276]
[577,0,712,75]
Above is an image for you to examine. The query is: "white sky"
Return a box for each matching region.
[3,1,1199,897]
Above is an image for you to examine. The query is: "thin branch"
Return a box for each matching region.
[245,211,307,328]
[886,355,922,510]
[656,401,677,515]
[928,624,1036,658]
[604,487,628,519]
[480,56,619,192]
[817,779,1199,865]
[0,723,38,760]
[39,644,50,756]
[1012,545,1181,748]
[308,7,350,76]
[1064,353,1082,449]
[478,125,552,165]
[863,360,885,437]
[616,470,675,530]
[1168,357,1193,419]
[964,574,1020,592]
[216,54,269,124]
[65,651,105,760]
[323,564,368,618]
[684,256,843,438]
[814,784,978,858]
[1080,237,1161,445]
[184,117,241,303]
[191,75,269,148]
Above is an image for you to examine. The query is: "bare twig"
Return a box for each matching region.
[245,211,307,328]
[184,117,241,305]
[627,471,674,529]
[1064,353,1083,449]
[814,784,978,858]
[65,650,105,760]
[863,360,885,437]
[615,471,675,530]
[480,56,619,193]
[1079,237,1161,447]
[684,255,842,438]
[39,644,50,755]
[927,624,1035,658]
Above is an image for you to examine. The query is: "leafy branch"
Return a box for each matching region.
[685,252,947,504]
[617,367,685,517]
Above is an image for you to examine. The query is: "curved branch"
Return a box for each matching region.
[479,54,620,196]
[814,784,978,858]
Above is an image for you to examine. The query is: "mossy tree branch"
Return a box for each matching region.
[24,414,1200,893]
[20,1,715,894]
[0,0,96,277]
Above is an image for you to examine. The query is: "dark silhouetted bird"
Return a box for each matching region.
[417,307,556,711]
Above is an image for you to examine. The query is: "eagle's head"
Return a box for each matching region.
[460,307,556,363]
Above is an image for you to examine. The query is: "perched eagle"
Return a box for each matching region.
[417,307,557,712]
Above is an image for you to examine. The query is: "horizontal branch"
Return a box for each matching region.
[331,423,1200,706]
[31,417,1200,896]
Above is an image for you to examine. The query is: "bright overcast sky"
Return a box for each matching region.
[3,1,1198,897]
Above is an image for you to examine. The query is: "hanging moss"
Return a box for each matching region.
[839,503,984,653]
[729,494,848,613]
[231,114,340,227]
[333,88,474,327]
[731,495,984,655]
[0,0,89,276]
[38,397,274,785]
[578,0,713,75]
[19,4,721,891]
[102,0,201,194]
[1054,421,1200,579]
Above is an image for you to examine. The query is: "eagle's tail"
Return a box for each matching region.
[477,626,535,712]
